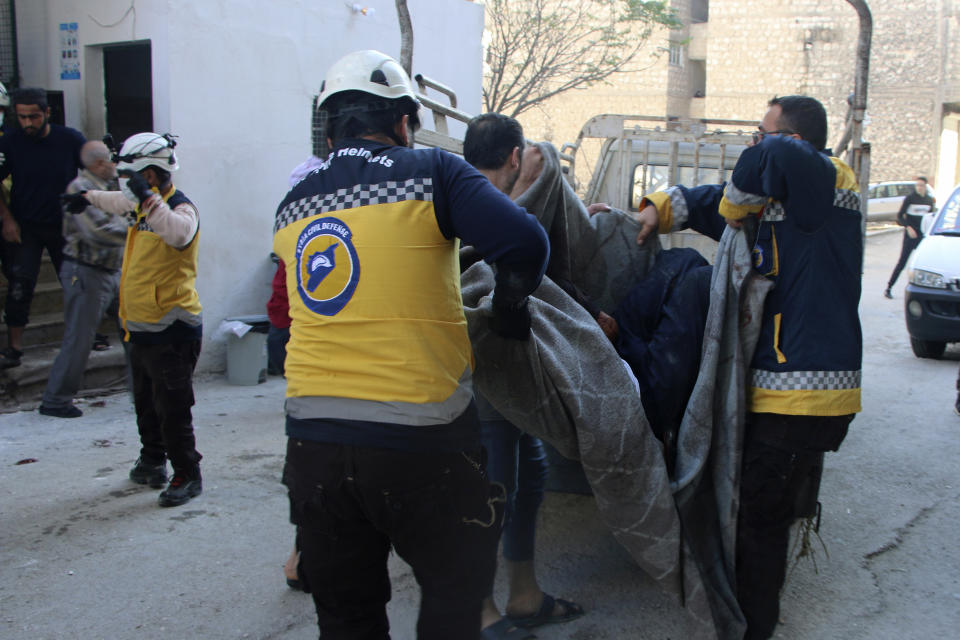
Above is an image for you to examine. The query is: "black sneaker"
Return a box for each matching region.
[129,457,168,489]
[954,397,960,416]
[38,404,83,418]
[884,288,893,299]
[0,346,22,369]
[158,473,202,508]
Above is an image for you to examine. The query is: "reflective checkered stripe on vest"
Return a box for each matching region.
[273,177,474,427]
[119,189,202,337]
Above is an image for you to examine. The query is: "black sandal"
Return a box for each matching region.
[285,552,310,593]
[507,594,584,629]
[481,618,537,639]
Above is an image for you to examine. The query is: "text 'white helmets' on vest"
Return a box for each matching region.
[117,132,180,174]
[317,50,420,112]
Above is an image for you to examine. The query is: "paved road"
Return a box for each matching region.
[2,230,959,639]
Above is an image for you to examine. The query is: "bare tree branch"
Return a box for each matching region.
[483,0,679,118]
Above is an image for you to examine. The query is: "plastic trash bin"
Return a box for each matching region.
[225,314,270,385]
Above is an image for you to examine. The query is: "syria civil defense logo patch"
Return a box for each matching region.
[295,216,360,315]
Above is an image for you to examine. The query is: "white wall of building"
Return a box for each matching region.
[938,113,959,197]
[14,0,485,371]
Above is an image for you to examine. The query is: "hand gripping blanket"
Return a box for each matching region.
[461,143,770,640]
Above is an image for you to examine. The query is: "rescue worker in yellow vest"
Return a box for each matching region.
[274,50,550,640]
[634,96,861,640]
[62,132,203,508]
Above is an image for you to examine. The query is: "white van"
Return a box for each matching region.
[867,181,922,221]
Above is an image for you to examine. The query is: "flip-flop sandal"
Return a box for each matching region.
[285,576,307,592]
[507,593,584,629]
[480,618,537,640]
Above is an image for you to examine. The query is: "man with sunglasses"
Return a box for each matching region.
[632,95,862,640]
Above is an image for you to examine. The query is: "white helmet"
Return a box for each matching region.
[317,50,420,113]
[0,81,9,108]
[116,132,179,173]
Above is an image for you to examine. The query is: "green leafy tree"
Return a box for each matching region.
[483,0,681,118]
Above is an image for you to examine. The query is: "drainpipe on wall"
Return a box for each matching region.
[5,0,18,88]
[844,0,872,272]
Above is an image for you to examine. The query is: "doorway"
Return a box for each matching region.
[103,42,153,143]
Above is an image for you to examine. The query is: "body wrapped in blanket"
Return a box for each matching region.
[462,141,772,640]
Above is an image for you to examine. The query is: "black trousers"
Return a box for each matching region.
[736,412,852,640]
[2,222,65,327]
[887,231,922,289]
[283,438,502,640]
[266,325,289,375]
[130,340,202,475]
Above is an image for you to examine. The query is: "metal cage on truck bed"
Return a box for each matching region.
[561,115,756,259]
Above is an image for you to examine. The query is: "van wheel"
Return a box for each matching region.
[910,337,946,359]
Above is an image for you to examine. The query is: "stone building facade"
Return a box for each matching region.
[513,0,960,192]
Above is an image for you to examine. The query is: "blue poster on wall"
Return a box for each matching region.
[60,23,80,80]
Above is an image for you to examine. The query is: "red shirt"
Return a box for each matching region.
[266,259,291,329]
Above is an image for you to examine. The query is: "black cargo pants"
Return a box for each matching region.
[130,340,203,476]
[736,412,852,640]
[284,438,503,640]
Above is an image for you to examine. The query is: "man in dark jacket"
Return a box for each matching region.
[464,113,584,638]
[635,95,862,640]
[884,176,936,298]
[0,88,85,368]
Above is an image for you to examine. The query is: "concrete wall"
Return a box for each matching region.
[706,0,960,188]
[14,0,484,371]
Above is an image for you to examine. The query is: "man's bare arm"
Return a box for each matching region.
[0,198,20,243]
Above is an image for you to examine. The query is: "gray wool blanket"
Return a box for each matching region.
[461,144,770,640]
[670,212,773,640]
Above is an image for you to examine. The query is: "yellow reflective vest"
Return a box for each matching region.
[119,188,202,341]
[274,147,479,427]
